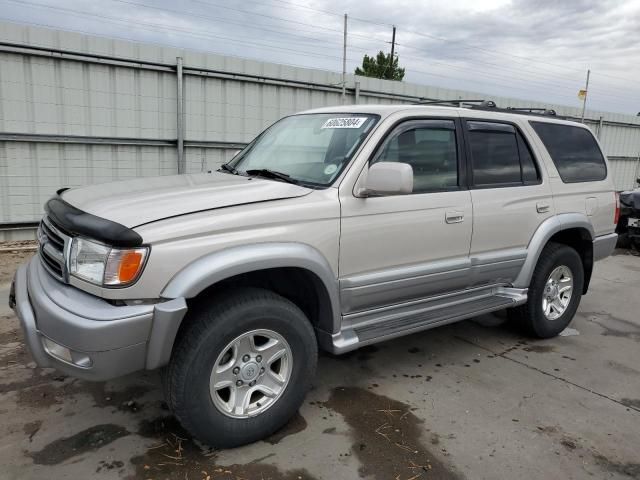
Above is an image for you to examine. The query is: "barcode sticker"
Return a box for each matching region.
[321,117,367,129]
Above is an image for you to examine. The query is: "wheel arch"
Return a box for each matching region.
[148,243,340,369]
[514,213,594,293]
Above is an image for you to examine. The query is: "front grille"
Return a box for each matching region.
[38,216,70,282]
[40,245,64,278]
[40,219,64,249]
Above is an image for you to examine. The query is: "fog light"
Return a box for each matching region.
[42,337,93,367]
[42,337,73,363]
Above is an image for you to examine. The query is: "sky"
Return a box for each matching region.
[1,0,639,115]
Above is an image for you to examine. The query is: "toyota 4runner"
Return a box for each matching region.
[9,103,618,447]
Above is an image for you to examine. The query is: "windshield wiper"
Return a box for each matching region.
[218,163,238,175]
[245,169,301,185]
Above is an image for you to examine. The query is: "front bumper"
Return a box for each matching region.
[10,257,187,381]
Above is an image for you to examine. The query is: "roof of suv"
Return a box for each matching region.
[301,104,585,128]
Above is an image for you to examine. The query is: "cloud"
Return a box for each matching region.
[1,0,638,114]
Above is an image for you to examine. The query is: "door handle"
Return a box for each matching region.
[445,211,464,224]
[536,202,550,213]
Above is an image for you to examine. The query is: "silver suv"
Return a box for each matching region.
[10,103,618,447]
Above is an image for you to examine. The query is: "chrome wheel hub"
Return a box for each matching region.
[209,329,292,419]
[542,265,574,321]
[240,362,259,382]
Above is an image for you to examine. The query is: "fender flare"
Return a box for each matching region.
[146,243,341,370]
[513,213,594,288]
[161,242,341,333]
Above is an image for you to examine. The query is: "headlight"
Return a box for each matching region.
[69,237,148,287]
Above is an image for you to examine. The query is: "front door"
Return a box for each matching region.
[339,118,473,314]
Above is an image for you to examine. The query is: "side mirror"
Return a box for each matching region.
[360,162,413,196]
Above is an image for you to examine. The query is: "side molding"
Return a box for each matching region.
[161,242,341,334]
[513,213,594,288]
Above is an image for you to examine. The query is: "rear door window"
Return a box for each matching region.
[530,122,606,183]
[466,121,540,187]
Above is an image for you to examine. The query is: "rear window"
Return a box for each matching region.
[530,122,607,183]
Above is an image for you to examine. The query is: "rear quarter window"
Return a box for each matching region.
[530,121,607,183]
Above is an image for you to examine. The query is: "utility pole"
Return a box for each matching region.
[342,13,347,103]
[389,25,396,79]
[580,69,590,123]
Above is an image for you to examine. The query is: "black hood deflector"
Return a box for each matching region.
[45,196,143,247]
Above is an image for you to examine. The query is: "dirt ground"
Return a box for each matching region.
[0,248,34,284]
[0,250,639,479]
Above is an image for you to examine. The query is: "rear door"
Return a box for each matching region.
[463,119,554,286]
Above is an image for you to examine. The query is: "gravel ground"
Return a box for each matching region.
[0,252,638,479]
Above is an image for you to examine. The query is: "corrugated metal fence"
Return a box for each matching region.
[1,22,639,239]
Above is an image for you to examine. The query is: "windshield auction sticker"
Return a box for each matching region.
[321,117,367,129]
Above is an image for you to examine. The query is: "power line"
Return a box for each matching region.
[242,0,640,86]
[404,67,638,109]
[111,0,394,51]
[395,41,583,85]
[118,0,640,102]
[113,0,640,102]
[0,18,353,81]
[5,0,350,62]
[393,46,640,103]
[395,47,580,90]
[108,0,376,53]
[217,0,581,77]
[383,25,640,86]
[3,0,638,110]
[189,0,389,44]
[403,67,579,103]
[111,0,601,99]
[243,0,393,27]
[26,0,623,102]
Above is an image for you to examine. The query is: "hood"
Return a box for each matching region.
[60,172,312,228]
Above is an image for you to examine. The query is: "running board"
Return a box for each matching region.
[329,286,527,354]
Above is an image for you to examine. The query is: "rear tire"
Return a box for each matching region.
[509,242,584,338]
[165,287,317,448]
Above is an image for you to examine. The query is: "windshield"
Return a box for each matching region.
[229,113,379,187]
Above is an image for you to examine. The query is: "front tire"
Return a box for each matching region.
[509,242,584,338]
[165,287,317,448]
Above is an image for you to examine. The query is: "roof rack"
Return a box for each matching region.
[414,99,496,108]
[506,107,557,116]
[413,98,563,119]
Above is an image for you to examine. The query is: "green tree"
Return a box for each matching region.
[355,51,405,81]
